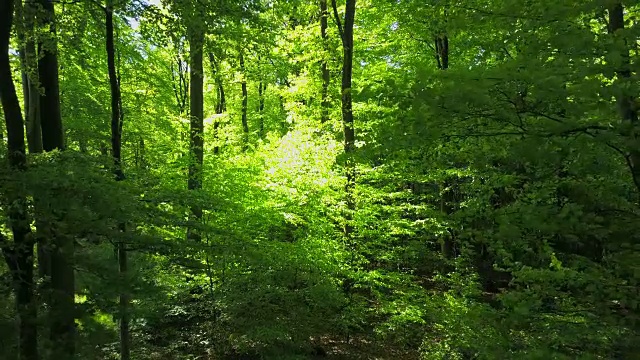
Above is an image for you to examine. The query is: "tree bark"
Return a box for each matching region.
[17,0,42,154]
[435,34,448,70]
[38,0,64,152]
[208,52,225,155]
[171,46,188,115]
[187,27,204,241]
[607,2,640,195]
[320,0,330,123]
[106,5,124,181]
[258,81,265,138]
[332,0,356,239]
[0,2,38,360]
[434,27,453,258]
[36,0,75,358]
[105,3,130,360]
[240,51,249,150]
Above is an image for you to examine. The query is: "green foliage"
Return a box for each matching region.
[2,0,640,359]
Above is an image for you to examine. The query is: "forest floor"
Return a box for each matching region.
[312,336,420,360]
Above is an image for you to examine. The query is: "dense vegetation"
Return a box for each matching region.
[1,0,639,359]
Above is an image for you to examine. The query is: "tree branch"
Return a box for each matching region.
[331,0,344,42]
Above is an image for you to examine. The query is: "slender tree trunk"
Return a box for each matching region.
[37,0,75,358]
[434,34,448,70]
[0,2,38,360]
[332,0,357,239]
[187,27,204,241]
[171,49,188,115]
[320,0,330,123]
[258,81,265,138]
[117,239,129,360]
[106,5,124,181]
[432,16,453,258]
[208,52,225,155]
[17,0,42,154]
[105,4,130,360]
[19,0,47,322]
[239,52,249,150]
[608,2,640,195]
[38,0,64,152]
[138,137,146,168]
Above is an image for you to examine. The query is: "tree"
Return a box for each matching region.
[0,1,38,359]
[208,51,225,154]
[36,0,75,358]
[187,16,205,241]
[239,50,249,150]
[331,0,356,238]
[319,0,330,123]
[16,0,42,154]
[103,1,129,358]
[607,2,640,194]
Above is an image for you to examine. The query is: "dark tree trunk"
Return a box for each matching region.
[187,27,204,241]
[38,0,64,152]
[105,4,130,360]
[17,0,42,154]
[258,81,265,138]
[106,5,124,181]
[208,52,225,155]
[0,2,38,360]
[608,2,640,195]
[171,49,189,115]
[320,0,330,123]
[332,0,357,239]
[36,1,75,358]
[435,34,448,70]
[214,80,225,154]
[118,238,129,360]
[138,137,146,168]
[240,52,249,150]
[434,21,453,258]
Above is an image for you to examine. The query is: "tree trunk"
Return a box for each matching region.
[38,0,64,152]
[118,239,129,360]
[240,52,249,150]
[37,0,75,358]
[0,2,38,360]
[433,19,453,258]
[106,5,124,181]
[17,0,42,154]
[258,81,265,138]
[435,34,448,70]
[105,4,130,360]
[208,52,225,155]
[187,27,204,241]
[320,0,330,123]
[332,0,357,239]
[171,48,188,115]
[607,2,640,195]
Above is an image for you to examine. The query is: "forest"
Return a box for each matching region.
[0,0,639,359]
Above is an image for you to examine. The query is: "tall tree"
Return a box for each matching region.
[239,50,249,150]
[607,2,640,194]
[16,0,42,154]
[38,0,64,152]
[103,1,129,359]
[37,0,75,357]
[208,51,225,154]
[106,1,125,181]
[331,0,356,238]
[258,81,265,138]
[320,0,330,123]
[187,21,204,241]
[0,1,38,359]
